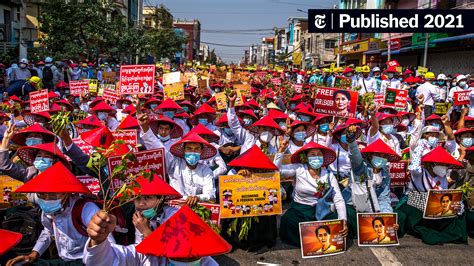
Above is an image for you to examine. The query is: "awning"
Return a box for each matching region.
[364,49,382,55]
[381,47,411,56]
[432,33,474,44]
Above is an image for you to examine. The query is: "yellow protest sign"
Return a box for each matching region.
[103,72,116,84]
[396,67,403,73]
[88,79,98,93]
[234,84,251,98]
[164,82,185,101]
[226,72,233,82]
[0,175,28,208]
[417,66,428,76]
[293,52,302,66]
[355,67,362,72]
[163,71,181,85]
[234,89,244,106]
[215,92,227,110]
[330,63,335,71]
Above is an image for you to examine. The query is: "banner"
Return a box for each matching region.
[119,64,156,95]
[389,161,408,187]
[234,84,251,97]
[292,84,303,93]
[384,88,408,109]
[271,78,281,85]
[29,89,49,113]
[70,80,90,96]
[299,219,346,258]
[219,172,282,218]
[168,199,221,227]
[215,92,227,110]
[0,175,28,207]
[434,102,449,115]
[77,175,100,195]
[313,87,359,118]
[164,82,185,101]
[103,72,116,84]
[374,94,385,106]
[423,189,462,219]
[162,71,181,85]
[88,79,98,93]
[417,66,428,77]
[453,91,470,106]
[333,76,352,89]
[112,130,138,151]
[386,60,400,67]
[107,148,166,180]
[102,85,120,104]
[357,213,399,247]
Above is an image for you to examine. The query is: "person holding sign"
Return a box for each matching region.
[275,140,347,247]
[448,75,471,122]
[90,101,119,131]
[312,114,333,147]
[357,66,376,95]
[367,106,402,155]
[380,67,401,95]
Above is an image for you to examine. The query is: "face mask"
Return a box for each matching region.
[308,156,324,170]
[398,77,403,81]
[451,82,457,87]
[74,98,81,104]
[158,134,170,142]
[381,124,394,134]
[202,98,207,103]
[340,134,348,144]
[198,118,209,126]
[97,112,108,121]
[34,157,54,172]
[182,106,189,113]
[259,131,273,143]
[122,104,129,109]
[149,104,157,110]
[90,97,96,101]
[184,152,200,166]
[299,115,311,122]
[428,136,438,147]
[290,103,296,109]
[375,74,381,78]
[223,128,233,136]
[319,123,330,133]
[142,207,157,219]
[215,88,221,93]
[371,156,388,169]
[278,121,286,130]
[294,131,307,142]
[26,137,43,146]
[401,118,410,127]
[462,137,473,148]
[433,165,448,177]
[432,81,438,85]
[243,118,253,126]
[346,73,353,77]
[19,63,27,69]
[65,90,70,95]
[387,73,394,79]
[37,198,63,215]
[459,81,467,87]
[438,81,445,85]
[163,111,174,118]
[169,259,201,266]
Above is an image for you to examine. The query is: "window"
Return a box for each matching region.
[325,40,337,49]
[145,18,153,27]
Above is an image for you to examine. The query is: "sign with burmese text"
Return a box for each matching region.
[29,89,49,113]
[107,148,165,180]
[313,87,358,118]
[119,65,155,95]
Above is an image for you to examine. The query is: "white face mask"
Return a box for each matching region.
[259,131,273,143]
[401,118,410,127]
[433,165,448,177]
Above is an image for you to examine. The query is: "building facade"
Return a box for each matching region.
[173,19,201,62]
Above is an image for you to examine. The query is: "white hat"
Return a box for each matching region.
[456,75,467,82]
[437,74,446,80]
[372,67,380,72]
[45,57,53,63]
[19,58,28,64]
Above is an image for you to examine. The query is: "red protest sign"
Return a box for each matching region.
[271,78,281,85]
[119,64,155,95]
[313,87,359,118]
[112,130,138,152]
[384,88,408,109]
[73,137,93,155]
[386,60,400,67]
[453,91,470,106]
[168,199,221,227]
[107,148,166,179]
[292,84,303,93]
[69,80,90,96]
[77,175,100,195]
[389,161,408,187]
[374,94,385,106]
[102,86,120,104]
[29,89,49,113]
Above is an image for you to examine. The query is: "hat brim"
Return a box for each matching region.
[170,139,217,160]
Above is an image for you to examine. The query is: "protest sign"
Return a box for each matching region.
[313,87,359,118]
[77,175,100,195]
[72,137,93,155]
[355,66,362,73]
[434,102,449,115]
[107,148,166,180]
[389,161,408,187]
[164,82,185,101]
[119,64,155,95]
[219,172,282,218]
[453,91,470,106]
[88,79,98,93]
[333,76,352,89]
[102,85,120,104]
[423,189,463,219]
[234,89,244,106]
[299,219,346,258]
[386,60,400,67]
[215,92,227,110]
[417,66,428,76]
[226,72,233,82]
[234,84,251,97]
[0,175,28,207]
[197,79,208,95]
[384,88,408,109]
[29,89,49,113]
[271,78,281,85]
[103,72,116,83]
[374,94,385,106]
[162,71,181,85]
[292,84,303,93]
[168,199,221,227]
[396,66,403,73]
[70,80,90,96]
[357,213,399,247]
[112,130,138,152]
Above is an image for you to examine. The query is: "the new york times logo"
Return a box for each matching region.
[308,9,473,33]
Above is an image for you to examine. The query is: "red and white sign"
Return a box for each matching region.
[73,137,93,155]
[453,91,470,106]
[384,88,408,109]
[389,161,408,187]
[29,89,49,113]
[168,199,221,227]
[77,175,100,195]
[374,94,385,106]
[112,130,138,151]
[69,80,90,96]
[102,86,120,104]
[119,64,155,95]
[388,39,401,51]
[386,60,400,67]
[107,148,166,180]
[292,84,303,93]
[313,87,359,118]
[271,78,281,85]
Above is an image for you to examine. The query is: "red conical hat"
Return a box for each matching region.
[91,101,116,114]
[186,124,220,143]
[9,95,23,103]
[17,142,70,167]
[375,112,400,125]
[122,104,136,115]
[228,145,278,170]
[292,102,311,111]
[89,97,104,109]
[149,115,183,139]
[290,94,303,102]
[118,115,139,130]
[135,205,232,258]
[0,229,22,255]
[11,123,56,146]
[295,107,318,119]
[75,115,103,128]
[55,80,69,89]
[291,141,336,167]
[170,133,216,160]
[268,109,290,121]
[421,146,463,168]
[237,109,258,121]
[290,120,316,137]
[179,100,196,112]
[361,139,401,162]
[48,103,62,114]
[15,162,91,193]
[133,175,181,198]
[80,126,114,148]
[156,99,183,111]
[189,103,217,125]
[426,114,442,122]
[247,115,284,136]
[48,91,60,99]
[378,106,398,115]
[56,99,74,112]
[312,113,331,124]
[245,99,259,109]
[384,66,398,73]
[174,112,190,118]
[398,111,416,122]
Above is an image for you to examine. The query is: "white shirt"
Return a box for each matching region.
[416,82,439,106]
[328,143,352,176]
[357,76,376,95]
[312,133,332,147]
[380,78,401,95]
[367,128,401,155]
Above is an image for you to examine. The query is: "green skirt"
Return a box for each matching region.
[279,202,337,247]
[345,205,358,239]
[467,210,474,237]
[395,198,467,245]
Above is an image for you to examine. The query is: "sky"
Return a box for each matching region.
[149,0,338,63]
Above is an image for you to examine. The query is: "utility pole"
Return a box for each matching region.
[423,1,431,67]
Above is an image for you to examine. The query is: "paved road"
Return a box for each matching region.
[214,235,473,265]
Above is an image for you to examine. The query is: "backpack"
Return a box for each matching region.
[42,66,54,82]
[2,206,42,255]
[71,198,130,245]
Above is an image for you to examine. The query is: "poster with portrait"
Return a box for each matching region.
[219,172,282,218]
[357,213,399,247]
[1,175,28,208]
[423,189,463,219]
[313,87,359,118]
[299,219,346,258]
[163,82,185,101]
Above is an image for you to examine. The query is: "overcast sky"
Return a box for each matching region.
[149,0,337,63]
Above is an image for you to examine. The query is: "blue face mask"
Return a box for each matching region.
[97,112,108,121]
[308,156,324,170]
[299,115,311,122]
[290,103,296,109]
[371,155,387,169]
[202,98,207,103]
[142,207,157,219]
[182,106,189,113]
[37,197,63,215]
[462,137,473,148]
[74,98,81,104]
[163,111,174,118]
[26,137,43,146]
[319,123,330,133]
[158,134,170,142]
[428,136,438,148]
[381,124,394,134]
[184,152,201,166]
[223,128,233,136]
[198,118,208,125]
[431,123,441,130]
[340,134,348,144]
[278,121,287,130]
[149,104,157,110]
[294,131,307,142]
[34,157,54,172]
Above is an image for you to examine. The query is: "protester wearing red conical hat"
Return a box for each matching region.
[121,103,136,115]
[237,109,258,127]
[75,115,103,132]
[55,80,69,89]
[283,120,317,153]
[89,97,104,109]
[0,229,22,256]
[11,123,56,146]
[117,114,139,130]
[361,139,402,162]
[343,67,354,75]
[170,133,217,161]
[425,114,443,128]
[16,142,70,169]
[155,98,184,117]
[9,95,24,104]
[294,106,318,122]
[398,111,416,124]
[91,101,119,130]
[144,97,161,110]
[178,100,195,113]
[47,90,60,101]
[189,103,217,126]
[56,99,74,112]
[246,98,259,109]
[404,76,418,84]
[186,123,220,144]
[23,111,51,127]
[149,115,184,144]
[8,162,113,265]
[116,98,132,109]
[291,101,311,112]
[378,106,398,115]
[247,115,284,138]
[311,113,332,146]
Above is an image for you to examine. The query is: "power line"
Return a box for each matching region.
[201,41,251,48]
